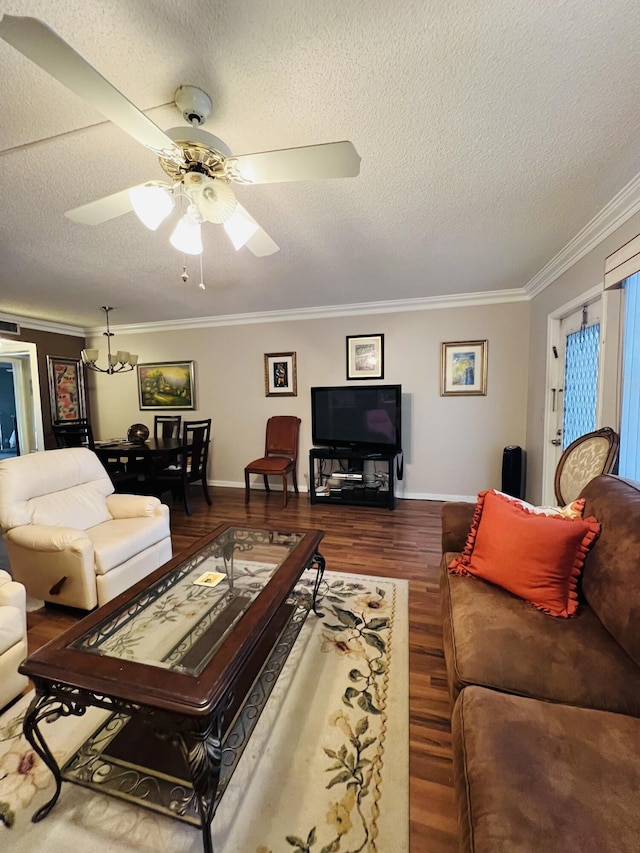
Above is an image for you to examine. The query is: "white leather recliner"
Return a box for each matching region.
[0,568,28,710]
[0,447,172,610]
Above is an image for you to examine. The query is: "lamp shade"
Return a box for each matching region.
[170,214,203,255]
[129,183,174,231]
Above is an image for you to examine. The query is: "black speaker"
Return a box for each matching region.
[501,445,525,499]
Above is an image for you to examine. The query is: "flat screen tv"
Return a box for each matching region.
[311,384,402,454]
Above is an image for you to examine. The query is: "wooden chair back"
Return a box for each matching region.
[52,419,95,450]
[154,414,182,440]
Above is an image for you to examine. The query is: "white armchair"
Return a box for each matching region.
[0,569,28,710]
[0,447,172,610]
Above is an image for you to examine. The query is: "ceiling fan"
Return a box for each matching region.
[0,15,361,257]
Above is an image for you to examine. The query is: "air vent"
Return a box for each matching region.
[0,320,20,335]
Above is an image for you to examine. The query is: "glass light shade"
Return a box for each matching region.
[170,215,203,255]
[81,349,99,364]
[129,354,138,365]
[116,350,130,364]
[223,207,260,250]
[129,184,174,231]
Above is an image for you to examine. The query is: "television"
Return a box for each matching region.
[311,384,402,454]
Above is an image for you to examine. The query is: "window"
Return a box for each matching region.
[619,272,640,479]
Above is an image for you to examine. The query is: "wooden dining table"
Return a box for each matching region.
[94,437,183,482]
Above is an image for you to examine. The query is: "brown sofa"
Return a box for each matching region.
[440,474,640,853]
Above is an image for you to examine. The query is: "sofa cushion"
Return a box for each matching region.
[449,489,600,617]
[0,605,23,655]
[87,515,171,575]
[441,555,640,715]
[452,685,640,853]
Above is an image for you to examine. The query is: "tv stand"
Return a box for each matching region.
[309,448,396,510]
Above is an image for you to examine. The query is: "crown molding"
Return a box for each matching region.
[83,288,528,335]
[0,311,85,337]
[525,171,640,299]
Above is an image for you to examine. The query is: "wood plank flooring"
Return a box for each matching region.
[25,486,458,852]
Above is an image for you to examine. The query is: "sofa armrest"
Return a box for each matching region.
[106,493,164,519]
[5,524,89,552]
[441,501,475,554]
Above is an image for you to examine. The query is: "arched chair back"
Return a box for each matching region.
[554,427,620,505]
[244,416,301,508]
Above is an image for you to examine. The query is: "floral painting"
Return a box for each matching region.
[46,356,87,422]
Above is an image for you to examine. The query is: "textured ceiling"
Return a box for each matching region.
[1,0,639,329]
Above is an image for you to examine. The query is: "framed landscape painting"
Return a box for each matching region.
[264,352,297,396]
[137,361,196,410]
[46,356,87,422]
[441,340,488,396]
[346,334,385,380]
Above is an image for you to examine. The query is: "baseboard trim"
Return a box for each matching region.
[210,480,475,503]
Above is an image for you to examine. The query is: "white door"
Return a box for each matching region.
[544,298,602,502]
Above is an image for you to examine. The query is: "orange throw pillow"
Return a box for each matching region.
[449,489,600,617]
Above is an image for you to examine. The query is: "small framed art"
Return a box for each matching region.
[346,334,385,380]
[46,356,87,422]
[264,352,297,396]
[441,340,488,396]
[137,361,196,410]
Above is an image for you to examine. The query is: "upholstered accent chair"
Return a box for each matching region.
[554,427,619,505]
[0,447,172,610]
[244,416,301,508]
[0,569,28,710]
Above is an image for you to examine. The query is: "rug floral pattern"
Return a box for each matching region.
[0,572,408,853]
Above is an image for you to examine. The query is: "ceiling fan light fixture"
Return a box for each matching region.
[129,183,174,230]
[170,214,203,255]
[223,207,260,250]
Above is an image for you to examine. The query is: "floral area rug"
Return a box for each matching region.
[0,571,408,853]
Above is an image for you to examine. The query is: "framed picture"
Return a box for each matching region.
[346,334,385,380]
[264,352,297,397]
[441,340,488,396]
[137,361,196,410]
[46,356,87,422]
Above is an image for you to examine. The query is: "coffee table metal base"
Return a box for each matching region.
[23,552,326,853]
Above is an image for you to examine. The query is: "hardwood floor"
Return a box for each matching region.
[25,486,458,852]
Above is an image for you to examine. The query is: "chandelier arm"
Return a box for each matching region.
[81,307,138,375]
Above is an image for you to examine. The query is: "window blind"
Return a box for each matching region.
[619,272,640,479]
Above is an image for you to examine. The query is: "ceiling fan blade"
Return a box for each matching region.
[227,204,279,256]
[0,15,184,165]
[226,141,361,185]
[65,187,138,225]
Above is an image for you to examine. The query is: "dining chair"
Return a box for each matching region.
[154,414,182,440]
[52,418,94,449]
[554,426,619,505]
[152,418,212,515]
[244,416,301,508]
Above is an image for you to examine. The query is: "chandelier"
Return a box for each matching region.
[81,307,137,374]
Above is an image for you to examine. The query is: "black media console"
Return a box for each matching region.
[308,447,396,510]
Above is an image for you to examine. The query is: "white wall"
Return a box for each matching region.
[87,301,529,501]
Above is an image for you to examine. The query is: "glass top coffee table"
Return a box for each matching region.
[20,523,325,853]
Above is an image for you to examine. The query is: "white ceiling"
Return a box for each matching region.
[1,0,640,329]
